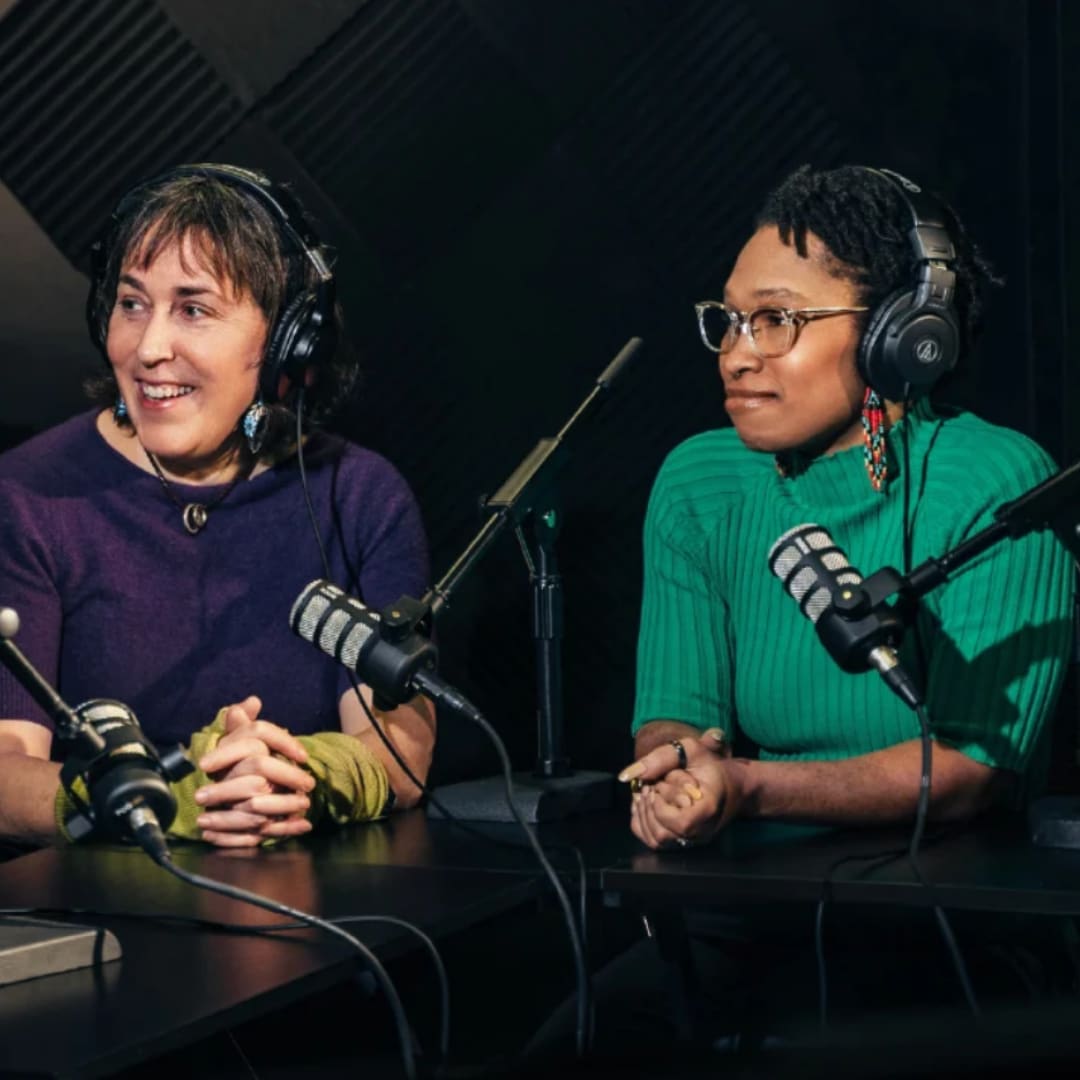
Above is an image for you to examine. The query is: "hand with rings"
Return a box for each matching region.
[618,728,742,851]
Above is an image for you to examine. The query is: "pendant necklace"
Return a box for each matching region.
[145,451,252,535]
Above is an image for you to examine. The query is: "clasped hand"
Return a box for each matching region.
[193,695,315,847]
[619,728,742,851]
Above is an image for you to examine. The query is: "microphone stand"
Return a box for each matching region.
[420,337,643,822]
[846,460,1080,848]
[0,608,123,983]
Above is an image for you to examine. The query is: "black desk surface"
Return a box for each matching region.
[0,830,540,1079]
[4,808,1080,1077]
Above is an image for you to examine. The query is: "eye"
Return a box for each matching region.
[754,308,789,328]
[181,302,209,319]
[116,295,143,314]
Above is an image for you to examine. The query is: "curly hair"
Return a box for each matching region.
[754,164,1000,367]
[84,168,358,456]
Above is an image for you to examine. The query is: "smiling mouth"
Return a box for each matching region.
[140,383,195,401]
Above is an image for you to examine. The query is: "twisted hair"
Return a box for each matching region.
[755,164,1000,367]
[85,169,358,456]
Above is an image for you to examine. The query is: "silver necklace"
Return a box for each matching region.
[145,451,251,535]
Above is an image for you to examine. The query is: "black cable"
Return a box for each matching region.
[813,393,980,1028]
[295,386,332,580]
[292,394,593,1056]
[909,704,982,1018]
[144,853,421,1079]
[0,904,450,1070]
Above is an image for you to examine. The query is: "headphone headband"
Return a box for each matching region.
[855,167,960,401]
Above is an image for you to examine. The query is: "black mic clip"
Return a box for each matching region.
[816,566,909,673]
[370,595,437,712]
[58,700,193,842]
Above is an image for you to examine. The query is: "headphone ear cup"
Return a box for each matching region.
[858,289,912,401]
[261,291,313,402]
[858,290,959,402]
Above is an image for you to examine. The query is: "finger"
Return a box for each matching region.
[258,817,314,838]
[652,780,693,810]
[242,720,309,764]
[199,735,271,775]
[223,696,263,733]
[651,793,713,839]
[701,727,732,757]
[200,830,265,849]
[638,791,680,849]
[222,756,315,794]
[630,794,659,849]
[618,740,693,786]
[201,738,312,782]
[195,775,274,808]
[234,791,311,817]
[196,808,269,832]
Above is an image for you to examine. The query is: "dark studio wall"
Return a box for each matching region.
[0,0,1075,783]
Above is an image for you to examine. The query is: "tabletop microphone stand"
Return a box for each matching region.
[835,459,1080,848]
[421,337,643,822]
[0,607,125,984]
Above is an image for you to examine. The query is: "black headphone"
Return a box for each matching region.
[856,167,960,403]
[86,163,337,403]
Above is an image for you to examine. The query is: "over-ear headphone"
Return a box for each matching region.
[856,167,960,403]
[86,163,337,404]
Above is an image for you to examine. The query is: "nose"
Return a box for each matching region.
[718,330,763,382]
[135,308,175,366]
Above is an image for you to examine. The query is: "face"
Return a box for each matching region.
[718,226,867,457]
[106,232,269,481]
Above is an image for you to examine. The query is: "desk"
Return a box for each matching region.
[0,828,541,1078]
[600,819,1080,915]
[4,811,1080,1077]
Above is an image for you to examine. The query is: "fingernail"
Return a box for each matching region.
[704,728,727,744]
[618,762,646,783]
[684,784,703,801]
[194,790,207,804]
[196,815,210,826]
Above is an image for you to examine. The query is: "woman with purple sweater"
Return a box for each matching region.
[0,165,434,849]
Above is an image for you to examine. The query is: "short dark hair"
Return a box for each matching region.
[754,164,1000,368]
[85,169,357,454]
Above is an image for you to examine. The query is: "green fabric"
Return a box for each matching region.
[296,731,392,826]
[633,400,1074,776]
[57,713,391,843]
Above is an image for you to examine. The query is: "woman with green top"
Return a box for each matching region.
[620,164,1072,850]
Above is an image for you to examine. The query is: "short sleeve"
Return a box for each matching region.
[632,452,735,735]
[0,479,63,729]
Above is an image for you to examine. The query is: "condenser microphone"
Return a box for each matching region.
[767,523,923,710]
[289,580,481,720]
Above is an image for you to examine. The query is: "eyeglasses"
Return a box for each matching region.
[694,301,869,359]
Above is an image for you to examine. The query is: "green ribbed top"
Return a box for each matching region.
[633,401,1073,772]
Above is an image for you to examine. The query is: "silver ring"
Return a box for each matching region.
[674,836,689,849]
[669,738,688,770]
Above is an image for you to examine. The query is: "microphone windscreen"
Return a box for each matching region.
[289,579,379,671]
[767,523,862,623]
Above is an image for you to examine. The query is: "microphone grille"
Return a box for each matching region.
[290,578,378,671]
[290,580,340,642]
[767,523,863,625]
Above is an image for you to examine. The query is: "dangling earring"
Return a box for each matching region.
[861,386,888,492]
[113,396,128,422]
[242,398,269,456]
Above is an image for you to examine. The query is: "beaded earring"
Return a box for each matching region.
[861,386,888,492]
[113,396,128,421]
[242,398,269,456]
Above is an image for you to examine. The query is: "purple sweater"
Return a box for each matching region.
[0,411,429,749]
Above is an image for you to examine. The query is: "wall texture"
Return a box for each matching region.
[0,0,1074,782]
